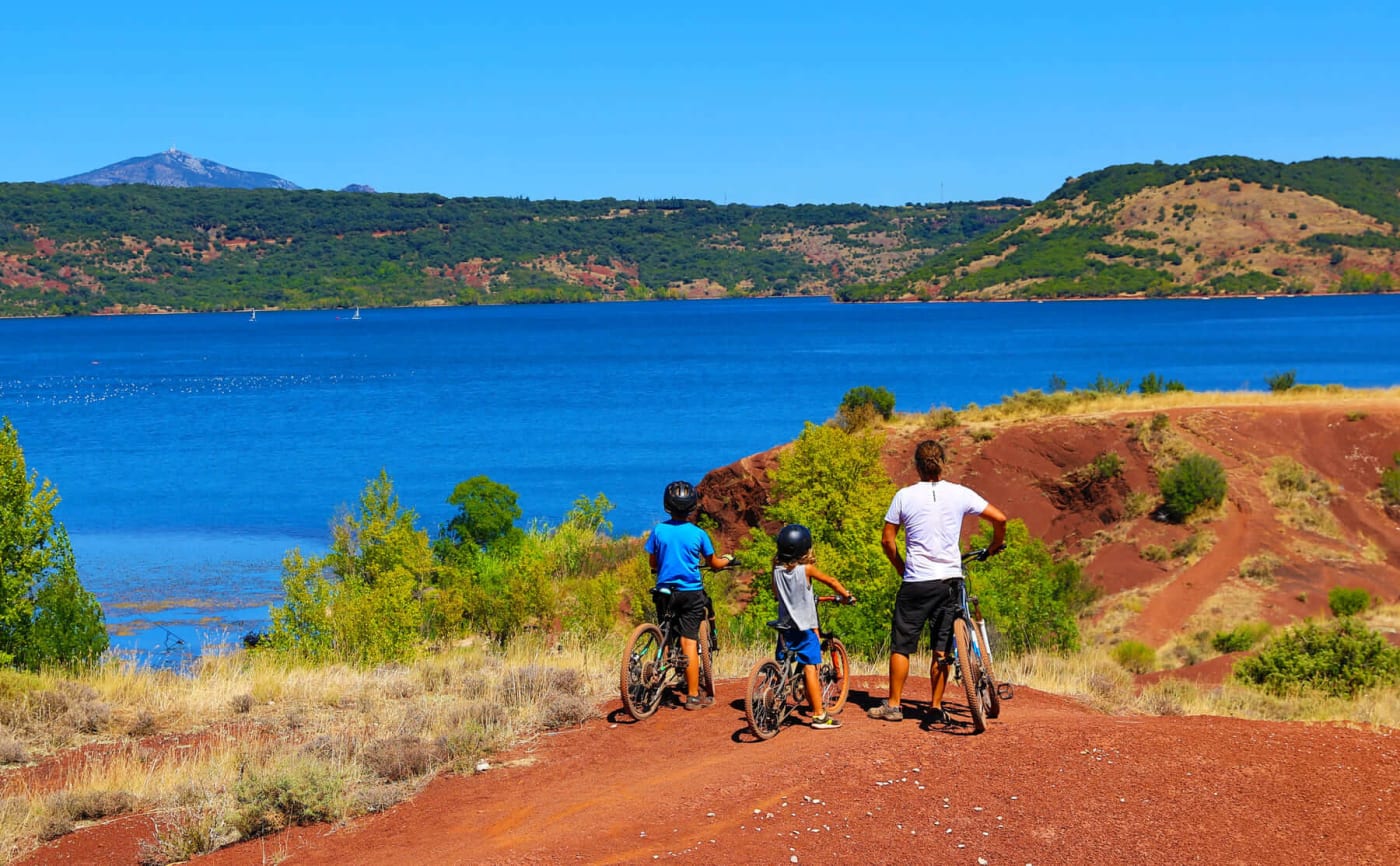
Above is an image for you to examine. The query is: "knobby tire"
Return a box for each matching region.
[953,618,987,734]
[698,619,715,700]
[976,617,1001,719]
[745,659,786,740]
[820,637,850,715]
[620,623,665,720]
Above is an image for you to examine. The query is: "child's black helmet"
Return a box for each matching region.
[775,524,812,560]
[663,481,698,516]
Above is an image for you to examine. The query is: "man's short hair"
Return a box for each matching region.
[914,440,945,481]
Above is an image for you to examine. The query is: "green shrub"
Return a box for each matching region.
[1139,372,1164,395]
[266,471,431,665]
[1088,373,1130,395]
[1090,451,1123,480]
[1211,621,1270,653]
[1265,370,1297,392]
[1158,453,1227,521]
[839,385,895,421]
[1170,530,1214,560]
[1233,618,1400,697]
[927,406,958,429]
[1111,640,1156,673]
[1327,587,1370,618]
[1237,553,1281,586]
[1141,544,1170,562]
[232,755,349,838]
[1381,453,1400,507]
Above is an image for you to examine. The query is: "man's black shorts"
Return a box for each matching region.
[654,588,708,641]
[890,578,962,656]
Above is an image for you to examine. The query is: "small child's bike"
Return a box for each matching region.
[743,596,853,740]
[619,587,715,720]
[951,548,1014,734]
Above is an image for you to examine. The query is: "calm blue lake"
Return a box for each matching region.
[2,295,1399,663]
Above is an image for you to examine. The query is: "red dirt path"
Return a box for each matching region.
[23,676,1400,866]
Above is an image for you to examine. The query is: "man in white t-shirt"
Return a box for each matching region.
[867,440,1006,724]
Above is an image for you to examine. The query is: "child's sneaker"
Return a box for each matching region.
[866,700,903,722]
[810,714,841,729]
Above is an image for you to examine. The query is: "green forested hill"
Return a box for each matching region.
[0,184,1027,316]
[838,156,1400,302]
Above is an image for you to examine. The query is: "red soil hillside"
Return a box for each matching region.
[699,393,1400,650]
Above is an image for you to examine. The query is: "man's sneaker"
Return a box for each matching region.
[811,714,842,729]
[927,706,949,724]
[684,694,710,711]
[866,700,903,722]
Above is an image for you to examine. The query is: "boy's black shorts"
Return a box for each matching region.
[890,578,962,656]
[654,588,708,641]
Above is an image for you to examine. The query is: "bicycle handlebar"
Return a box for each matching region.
[962,546,1004,563]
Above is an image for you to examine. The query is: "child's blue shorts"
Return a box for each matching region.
[778,627,822,665]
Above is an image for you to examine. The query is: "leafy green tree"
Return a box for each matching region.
[838,385,896,426]
[437,475,524,556]
[735,423,896,654]
[267,470,431,664]
[967,520,1086,653]
[0,418,108,669]
[1158,453,1227,522]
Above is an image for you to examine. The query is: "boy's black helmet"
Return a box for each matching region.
[775,524,812,560]
[663,481,698,516]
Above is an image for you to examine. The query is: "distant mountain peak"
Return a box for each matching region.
[52,150,301,190]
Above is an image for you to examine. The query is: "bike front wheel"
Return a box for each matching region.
[744,659,787,740]
[620,623,666,720]
[820,637,850,715]
[976,618,1001,720]
[953,618,987,734]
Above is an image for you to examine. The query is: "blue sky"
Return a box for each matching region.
[10,1,1397,205]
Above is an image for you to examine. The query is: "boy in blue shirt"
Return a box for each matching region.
[644,481,735,710]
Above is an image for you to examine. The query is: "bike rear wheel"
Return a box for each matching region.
[976,618,1001,720]
[820,637,850,715]
[698,619,715,700]
[744,659,787,740]
[620,623,666,720]
[953,618,987,734]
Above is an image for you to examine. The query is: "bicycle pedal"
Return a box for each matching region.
[997,683,1015,700]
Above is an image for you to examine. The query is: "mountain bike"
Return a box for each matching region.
[744,596,854,740]
[619,586,716,720]
[950,548,1014,734]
